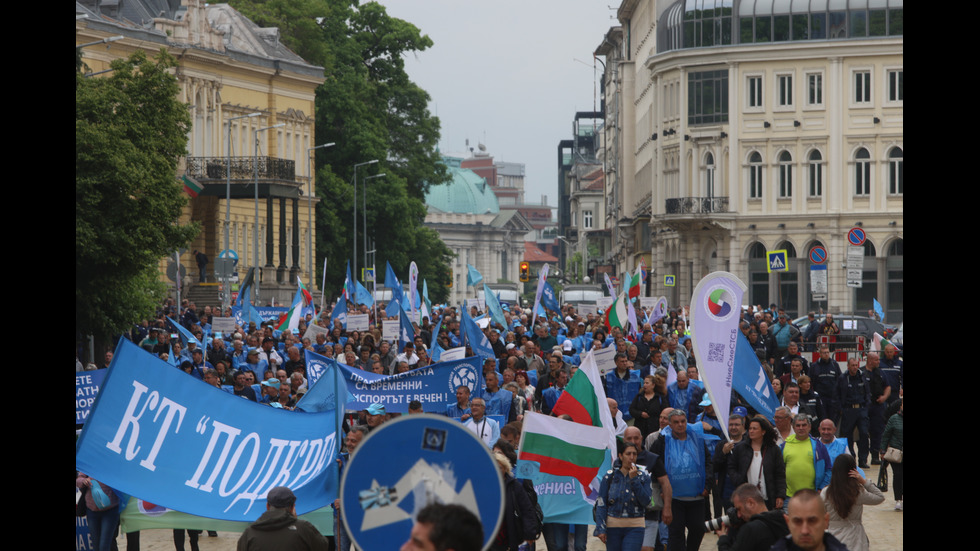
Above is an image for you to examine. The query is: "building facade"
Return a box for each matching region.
[595,0,903,320]
[76,0,325,304]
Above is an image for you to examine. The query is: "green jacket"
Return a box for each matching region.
[881,412,903,451]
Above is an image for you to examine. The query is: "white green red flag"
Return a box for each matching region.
[627,269,642,300]
[604,292,628,331]
[181,175,203,198]
[518,412,610,492]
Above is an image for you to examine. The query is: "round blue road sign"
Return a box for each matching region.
[340,414,504,551]
[847,227,866,247]
[809,245,828,264]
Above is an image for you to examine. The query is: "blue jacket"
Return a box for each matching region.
[593,462,653,536]
[606,369,642,421]
[780,435,832,490]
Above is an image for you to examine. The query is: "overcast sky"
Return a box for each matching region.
[377,0,616,210]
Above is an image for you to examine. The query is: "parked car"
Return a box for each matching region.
[791,314,893,344]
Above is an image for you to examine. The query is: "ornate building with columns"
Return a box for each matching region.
[595,0,903,320]
[76,0,324,304]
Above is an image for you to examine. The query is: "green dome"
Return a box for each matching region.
[425,156,499,215]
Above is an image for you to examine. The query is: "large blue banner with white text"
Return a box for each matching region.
[231,305,314,327]
[75,339,340,521]
[733,331,780,420]
[76,369,107,425]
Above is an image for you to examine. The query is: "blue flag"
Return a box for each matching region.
[399,308,416,352]
[331,297,348,329]
[461,308,495,361]
[384,261,400,289]
[872,298,884,321]
[75,339,340,521]
[541,281,560,313]
[296,351,356,413]
[732,331,780,420]
[467,264,483,287]
[355,280,374,306]
[484,284,507,329]
[344,260,356,301]
[166,316,199,347]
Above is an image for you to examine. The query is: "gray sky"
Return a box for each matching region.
[377,0,616,211]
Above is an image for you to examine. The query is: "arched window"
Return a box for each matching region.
[749,151,763,198]
[778,151,793,198]
[855,147,871,196]
[808,150,823,197]
[888,147,903,195]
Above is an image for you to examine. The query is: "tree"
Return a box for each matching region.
[231,0,454,303]
[76,49,199,344]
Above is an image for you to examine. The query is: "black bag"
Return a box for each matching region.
[76,487,88,518]
[875,462,889,493]
[514,479,544,538]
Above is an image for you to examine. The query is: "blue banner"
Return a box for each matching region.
[303,354,483,413]
[76,369,107,425]
[232,306,294,327]
[461,308,495,361]
[75,339,340,521]
[541,280,560,313]
[733,331,780,420]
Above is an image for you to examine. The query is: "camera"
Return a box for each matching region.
[704,507,743,531]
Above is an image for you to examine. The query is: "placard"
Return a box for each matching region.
[347,313,369,332]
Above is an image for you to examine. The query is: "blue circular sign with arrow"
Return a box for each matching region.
[340,414,504,550]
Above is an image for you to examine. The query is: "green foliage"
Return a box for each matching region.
[76,49,199,341]
[231,1,453,302]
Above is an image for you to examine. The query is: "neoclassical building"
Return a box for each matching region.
[76,0,325,304]
[425,157,533,307]
[595,0,903,320]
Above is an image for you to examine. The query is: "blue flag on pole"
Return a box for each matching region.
[384,261,400,289]
[483,284,507,329]
[166,317,199,347]
[461,308,495,361]
[75,339,340,521]
[541,281,560,313]
[399,307,416,352]
[467,264,483,287]
[331,297,348,329]
[732,331,781,421]
[872,298,884,321]
[354,280,374,306]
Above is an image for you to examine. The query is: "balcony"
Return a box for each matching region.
[665,197,728,215]
[186,156,296,182]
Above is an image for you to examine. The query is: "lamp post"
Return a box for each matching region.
[362,173,386,274]
[307,142,335,289]
[223,112,261,309]
[253,123,285,302]
[352,159,378,282]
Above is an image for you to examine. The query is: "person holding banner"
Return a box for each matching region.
[76,473,120,551]
[464,398,499,447]
[594,440,654,551]
[238,486,328,550]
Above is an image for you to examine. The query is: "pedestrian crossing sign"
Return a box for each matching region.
[767,249,789,273]
[664,275,676,286]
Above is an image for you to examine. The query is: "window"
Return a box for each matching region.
[855,148,871,196]
[888,147,903,195]
[749,152,763,199]
[704,152,715,197]
[808,150,823,197]
[888,69,903,103]
[777,74,793,107]
[688,70,729,126]
[747,76,763,108]
[854,71,871,104]
[778,151,793,198]
[583,210,594,229]
[806,73,823,106]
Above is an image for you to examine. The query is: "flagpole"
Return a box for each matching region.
[372,259,378,325]
[320,257,327,317]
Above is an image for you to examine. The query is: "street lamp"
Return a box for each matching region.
[307,142,335,288]
[223,112,261,309]
[254,123,285,299]
[76,35,124,49]
[352,159,378,281]
[363,173,386,273]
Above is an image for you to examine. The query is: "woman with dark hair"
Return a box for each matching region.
[629,374,669,441]
[594,441,652,551]
[728,415,786,510]
[820,454,884,551]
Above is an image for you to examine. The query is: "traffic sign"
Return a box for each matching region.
[808,245,828,265]
[362,267,375,283]
[809,264,828,294]
[341,414,504,551]
[847,227,867,247]
[664,275,676,287]
[766,250,789,273]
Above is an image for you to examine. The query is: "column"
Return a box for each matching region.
[291,197,300,282]
[277,197,287,283]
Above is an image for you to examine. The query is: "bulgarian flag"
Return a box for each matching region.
[552,350,617,432]
[627,269,642,300]
[277,277,310,332]
[871,332,894,352]
[604,292,628,331]
[518,412,610,493]
[181,174,204,198]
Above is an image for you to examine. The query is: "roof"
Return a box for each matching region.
[524,242,558,263]
[424,157,500,215]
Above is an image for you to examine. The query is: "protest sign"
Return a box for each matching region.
[346,313,369,332]
[75,339,341,521]
[593,346,616,376]
[303,323,328,342]
[211,317,236,334]
[381,320,400,344]
[438,347,466,362]
[76,369,107,425]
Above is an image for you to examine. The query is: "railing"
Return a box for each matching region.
[185,156,296,181]
[665,196,728,214]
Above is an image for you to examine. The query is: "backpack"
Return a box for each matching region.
[514,478,544,538]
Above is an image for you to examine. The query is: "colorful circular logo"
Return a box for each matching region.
[705,285,737,321]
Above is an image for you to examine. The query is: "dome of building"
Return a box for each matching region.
[424,157,500,215]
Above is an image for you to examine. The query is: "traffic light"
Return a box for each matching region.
[519,262,530,282]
